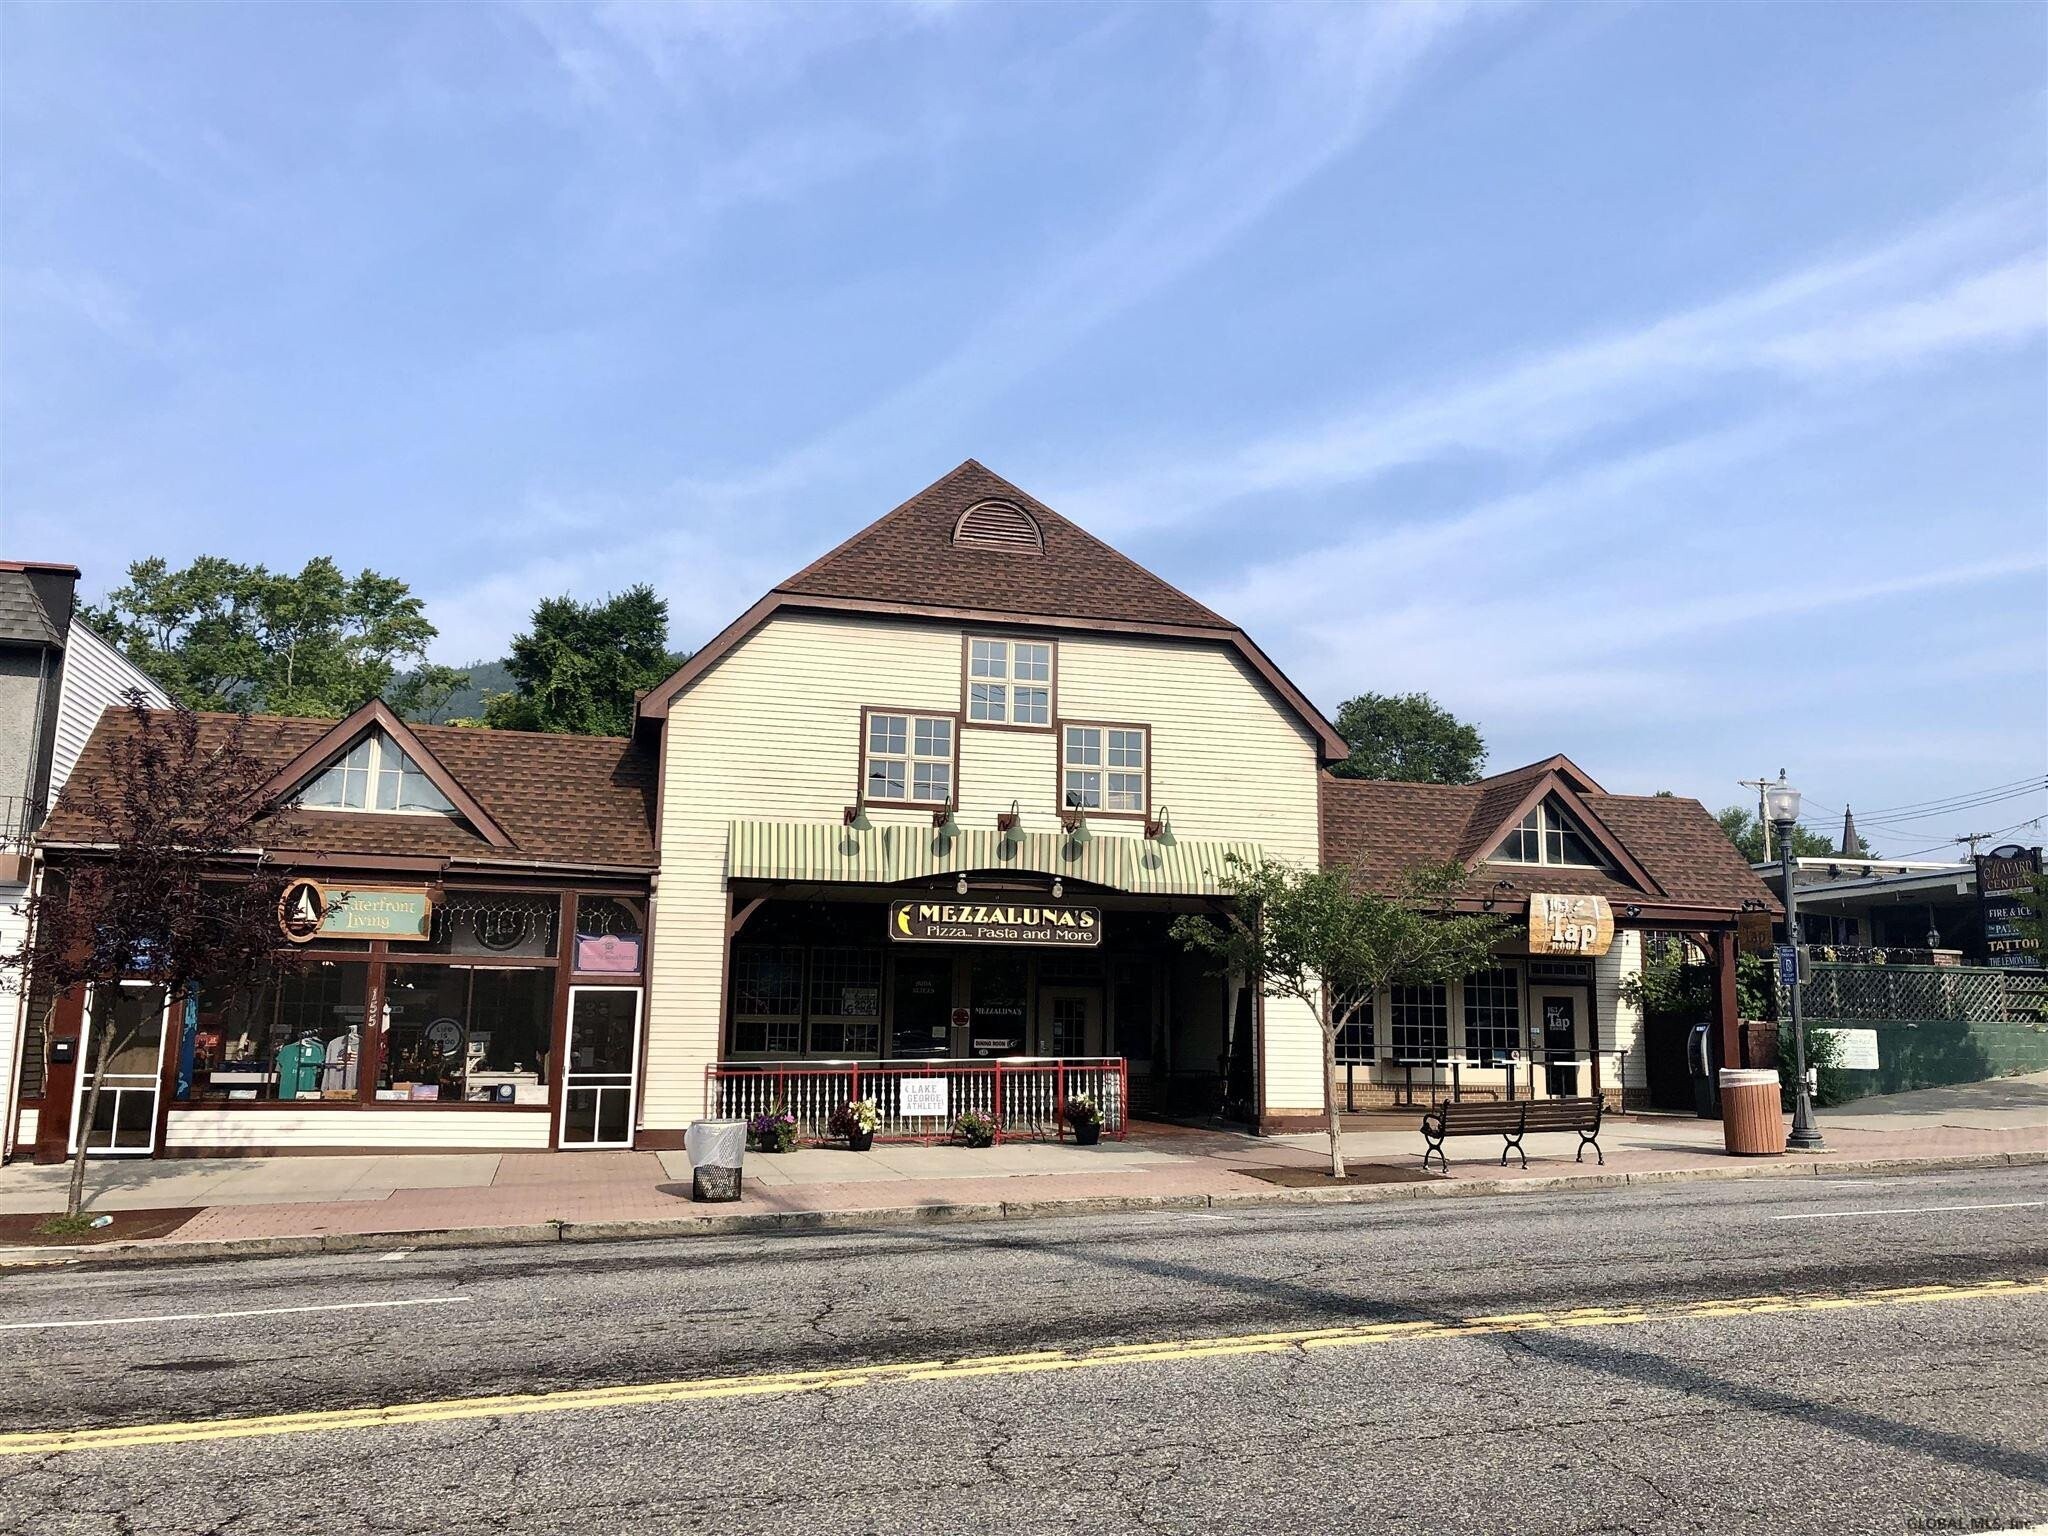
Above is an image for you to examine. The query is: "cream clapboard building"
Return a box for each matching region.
[20,463,1774,1161]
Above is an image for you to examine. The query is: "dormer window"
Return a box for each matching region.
[1493,798,1602,866]
[300,732,456,816]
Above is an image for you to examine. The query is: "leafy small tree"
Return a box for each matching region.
[1,699,304,1221]
[1172,857,1506,1177]
[1330,692,1485,784]
[483,585,687,736]
[85,555,461,718]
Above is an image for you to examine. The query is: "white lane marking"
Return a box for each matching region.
[0,1297,469,1333]
[377,1249,414,1262]
[1771,1200,2045,1223]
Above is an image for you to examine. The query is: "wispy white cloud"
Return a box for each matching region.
[1068,202,2048,533]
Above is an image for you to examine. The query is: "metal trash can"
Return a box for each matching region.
[684,1118,746,1201]
[1718,1068,1783,1156]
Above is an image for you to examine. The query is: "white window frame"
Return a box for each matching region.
[862,709,955,806]
[1061,722,1148,817]
[964,636,1054,728]
[299,732,456,818]
[1493,800,1604,867]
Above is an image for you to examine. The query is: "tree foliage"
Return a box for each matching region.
[0,699,305,1216]
[1330,692,1485,784]
[1713,805,1868,863]
[1171,857,1506,1176]
[482,584,685,736]
[84,556,460,719]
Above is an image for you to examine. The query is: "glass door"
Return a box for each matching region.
[560,986,641,1149]
[70,982,171,1156]
[1534,990,1585,1098]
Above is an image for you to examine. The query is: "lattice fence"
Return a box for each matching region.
[1801,963,2047,1024]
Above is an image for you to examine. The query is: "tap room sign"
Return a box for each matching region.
[889,900,1102,948]
[1527,893,1616,958]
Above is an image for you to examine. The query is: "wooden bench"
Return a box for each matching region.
[1420,1097,1603,1171]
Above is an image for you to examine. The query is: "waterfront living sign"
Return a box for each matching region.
[1977,845,2042,970]
[278,879,436,943]
[1527,893,1615,957]
[888,900,1102,947]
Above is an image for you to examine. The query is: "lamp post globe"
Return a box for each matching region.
[1769,773,1825,1152]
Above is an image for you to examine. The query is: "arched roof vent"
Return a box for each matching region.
[952,498,1043,553]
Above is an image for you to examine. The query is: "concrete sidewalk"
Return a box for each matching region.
[3,1074,2044,1264]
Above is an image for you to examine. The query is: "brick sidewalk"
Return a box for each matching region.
[2,1108,2045,1263]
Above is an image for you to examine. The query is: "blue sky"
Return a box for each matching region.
[3,1,2044,853]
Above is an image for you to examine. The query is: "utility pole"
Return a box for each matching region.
[1954,832,1991,859]
[1738,776,1779,862]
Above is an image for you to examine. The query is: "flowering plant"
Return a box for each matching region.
[827,1098,880,1137]
[953,1111,996,1148]
[748,1110,798,1153]
[1061,1095,1103,1130]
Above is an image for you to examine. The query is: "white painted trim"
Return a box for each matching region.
[69,981,171,1158]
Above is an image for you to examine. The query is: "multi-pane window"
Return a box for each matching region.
[301,732,456,815]
[966,638,1052,726]
[1462,969,1521,1064]
[1063,725,1146,813]
[1389,984,1449,1062]
[730,946,803,1054]
[807,948,883,1056]
[1495,799,1600,866]
[1335,992,1374,1063]
[864,713,953,804]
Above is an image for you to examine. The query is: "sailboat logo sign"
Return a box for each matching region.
[277,879,435,943]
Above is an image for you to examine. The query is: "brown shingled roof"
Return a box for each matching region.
[775,459,1234,629]
[42,709,655,871]
[1321,762,1779,916]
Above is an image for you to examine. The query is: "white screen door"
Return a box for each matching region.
[559,986,642,1149]
[69,982,172,1157]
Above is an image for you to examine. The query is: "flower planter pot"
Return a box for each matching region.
[1073,1121,1102,1146]
[847,1128,875,1152]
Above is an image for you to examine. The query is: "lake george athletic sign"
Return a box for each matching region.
[888,900,1102,948]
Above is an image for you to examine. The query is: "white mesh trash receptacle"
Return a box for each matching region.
[685,1118,746,1202]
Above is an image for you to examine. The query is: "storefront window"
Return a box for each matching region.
[731,945,803,1054]
[1109,962,1153,1059]
[426,894,559,958]
[573,895,645,975]
[1335,994,1374,1063]
[192,962,367,1102]
[1463,969,1521,1065]
[807,947,881,1055]
[380,965,553,1103]
[1389,984,1449,1062]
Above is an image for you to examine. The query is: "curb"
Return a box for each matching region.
[3,1148,2042,1270]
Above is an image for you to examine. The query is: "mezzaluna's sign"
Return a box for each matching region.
[889,900,1102,948]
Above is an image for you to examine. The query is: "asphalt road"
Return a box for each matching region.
[0,1165,2043,1536]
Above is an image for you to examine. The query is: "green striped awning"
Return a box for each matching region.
[726,821,1260,897]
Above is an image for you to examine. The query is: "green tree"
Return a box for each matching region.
[1714,806,1869,863]
[85,556,459,718]
[1330,692,1485,784]
[483,585,685,736]
[1171,857,1506,1177]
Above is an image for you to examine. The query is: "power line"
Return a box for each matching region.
[1854,774,2048,819]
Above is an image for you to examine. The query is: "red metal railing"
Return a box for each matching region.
[704,1057,1129,1145]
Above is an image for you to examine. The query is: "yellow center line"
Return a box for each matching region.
[4,1277,2041,1458]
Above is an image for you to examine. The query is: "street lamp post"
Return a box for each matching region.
[1765,773,1825,1152]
